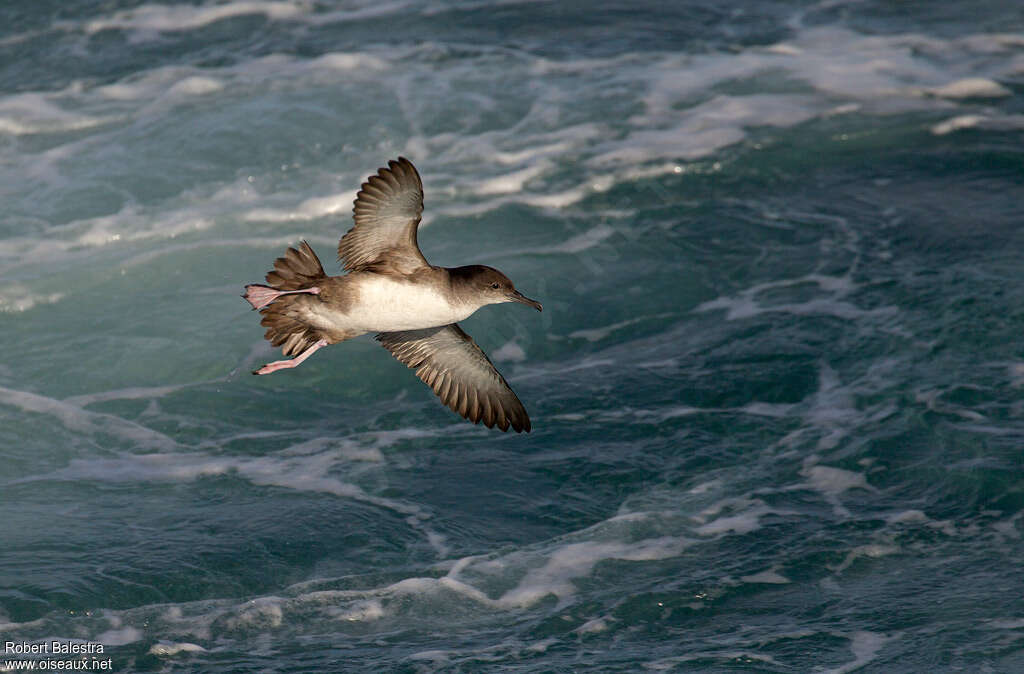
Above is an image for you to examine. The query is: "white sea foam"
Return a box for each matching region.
[991,511,1023,540]
[74,206,214,247]
[373,512,692,614]
[0,92,115,136]
[425,531,451,559]
[94,626,143,646]
[0,386,178,451]
[0,284,64,313]
[116,234,334,269]
[491,341,527,363]
[524,637,558,652]
[245,190,358,222]
[931,113,1024,135]
[360,427,440,448]
[593,94,820,166]
[691,496,800,537]
[926,77,1011,99]
[225,598,285,630]
[823,630,899,674]
[1007,362,1024,389]
[493,141,576,165]
[0,202,217,272]
[695,274,896,323]
[279,436,385,464]
[512,357,616,382]
[168,76,225,97]
[740,402,797,418]
[885,510,929,525]
[407,649,449,663]
[1,15,1017,287]
[548,225,615,254]
[330,599,384,623]
[687,480,721,495]
[801,464,876,497]
[770,359,902,454]
[649,405,702,421]
[646,650,782,670]
[521,187,589,209]
[0,494,904,665]
[472,162,551,195]
[580,25,1022,171]
[740,569,791,584]
[82,1,311,36]
[694,504,776,536]
[18,447,424,518]
[574,617,610,635]
[932,113,988,135]
[0,172,335,275]
[310,52,390,72]
[495,537,688,608]
[63,384,187,408]
[830,543,900,574]
[567,315,665,342]
[926,519,959,537]
[149,641,207,656]
[792,456,877,517]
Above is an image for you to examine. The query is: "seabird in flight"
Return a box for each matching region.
[243,157,542,432]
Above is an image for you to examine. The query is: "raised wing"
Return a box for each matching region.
[338,157,427,273]
[377,324,531,433]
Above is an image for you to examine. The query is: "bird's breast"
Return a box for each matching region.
[345,275,473,332]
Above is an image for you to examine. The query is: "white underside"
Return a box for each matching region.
[311,276,477,333]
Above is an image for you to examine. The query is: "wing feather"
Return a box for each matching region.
[377,324,532,433]
[338,157,427,273]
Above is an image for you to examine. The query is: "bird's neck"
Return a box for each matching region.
[444,266,491,312]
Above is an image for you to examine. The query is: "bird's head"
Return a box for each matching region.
[451,265,543,312]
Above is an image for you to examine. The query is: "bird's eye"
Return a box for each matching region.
[490,282,501,289]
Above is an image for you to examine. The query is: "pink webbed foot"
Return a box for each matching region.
[243,284,321,310]
[253,339,328,375]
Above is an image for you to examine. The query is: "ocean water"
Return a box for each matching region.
[2,0,1023,671]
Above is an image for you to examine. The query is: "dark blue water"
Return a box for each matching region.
[1,1,1023,671]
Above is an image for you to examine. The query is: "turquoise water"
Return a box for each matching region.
[2,1,1024,671]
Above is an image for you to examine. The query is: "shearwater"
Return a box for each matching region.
[243,157,543,433]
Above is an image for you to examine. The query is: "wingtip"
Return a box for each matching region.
[392,156,421,182]
[503,413,531,433]
[386,157,413,174]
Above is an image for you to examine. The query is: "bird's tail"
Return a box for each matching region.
[241,241,326,310]
[242,241,329,356]
[264,240,326,290]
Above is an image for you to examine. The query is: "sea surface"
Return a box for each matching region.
[1,1,1023,671]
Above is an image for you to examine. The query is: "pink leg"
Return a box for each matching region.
[253,339,328,375]
[243,284,321,310]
